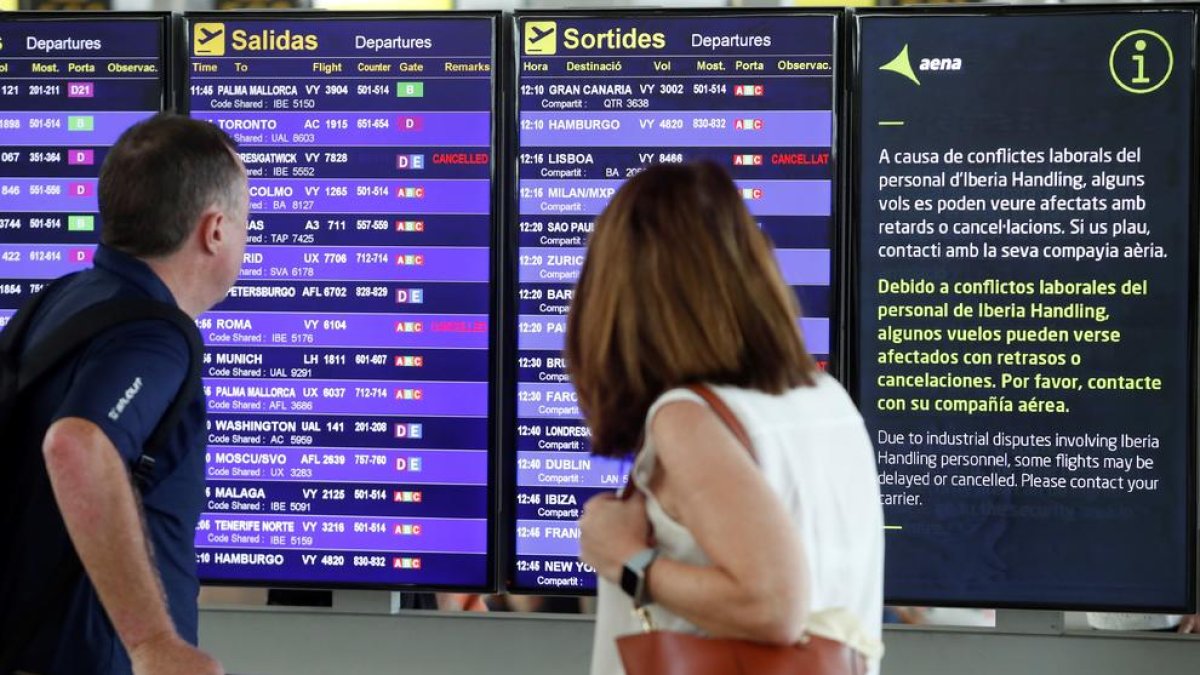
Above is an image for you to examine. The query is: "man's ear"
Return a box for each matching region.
[196,208,225,255]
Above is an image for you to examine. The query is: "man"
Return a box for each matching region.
[0,115,248,674]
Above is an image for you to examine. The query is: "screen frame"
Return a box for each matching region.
[848,3,1200,613]
[503,7,847,595]
[179,10,502,595]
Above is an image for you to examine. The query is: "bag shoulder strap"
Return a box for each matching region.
[685,384,754,459]
[623,384,754,500]
[18,296,202,484]
[0,274,80,355]
[19,297,194,390]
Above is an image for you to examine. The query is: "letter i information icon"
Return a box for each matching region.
[1109,29,1173,94]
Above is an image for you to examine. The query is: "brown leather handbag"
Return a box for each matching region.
[617,629,866,675]
[615,384,868,675]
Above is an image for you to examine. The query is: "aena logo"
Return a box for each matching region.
[880,44,962,86]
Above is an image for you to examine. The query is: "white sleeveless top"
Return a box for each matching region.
[589,375,885,675]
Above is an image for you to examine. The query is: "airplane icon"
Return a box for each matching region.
[524,21,557,55]
[194,23,226,56]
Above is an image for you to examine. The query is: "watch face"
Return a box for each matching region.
[621,564,639,598]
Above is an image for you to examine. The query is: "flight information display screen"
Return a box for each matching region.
[855,10,1196,609]
[185,14,496,590]
[511,12,838,592]
[0,15,167,318]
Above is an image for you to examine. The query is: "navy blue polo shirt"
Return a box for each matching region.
[0,245,206,674]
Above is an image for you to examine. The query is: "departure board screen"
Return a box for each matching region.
[185,14,496,590]
[855,11,1195,609]
[0,15,166,318]
[511,12,838,592]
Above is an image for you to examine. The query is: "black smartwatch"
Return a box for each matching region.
[620,548,658,608]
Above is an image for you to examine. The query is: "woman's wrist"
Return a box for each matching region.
[601,540,649,583]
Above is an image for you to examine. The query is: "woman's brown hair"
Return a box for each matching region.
[565,160,818,458]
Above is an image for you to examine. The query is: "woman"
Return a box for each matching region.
[568,161,884,675]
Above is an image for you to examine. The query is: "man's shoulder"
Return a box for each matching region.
[25,269,134,342]
[27,270,193,364]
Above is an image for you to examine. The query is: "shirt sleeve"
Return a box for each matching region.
[51,319,191,464]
